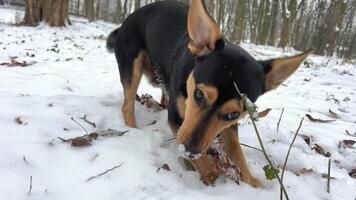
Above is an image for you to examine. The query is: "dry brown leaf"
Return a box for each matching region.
[312,144,331,157]
[136,94,165,112]
[306,114,336,123]
[328,109,339,118]
[71,137,91,147]
[296,168,314,176]
[258,108,272,118]
[349,169,356,178]
[15,117,23,125]
[300,134,312,146]
[339,140,356,148]
[157,164,171,173]
[0,60,32,67]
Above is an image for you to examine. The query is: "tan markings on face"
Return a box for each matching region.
[196,83,218,106]
[220,99,244,114]
[197,99,246,153]
[177,73,247,154]
[176,95,186,119]
[177,73,205,144]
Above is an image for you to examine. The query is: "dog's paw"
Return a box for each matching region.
[247,177,263,188]
[200,170,219,186]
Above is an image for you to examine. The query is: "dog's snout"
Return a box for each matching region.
[184,144,201,156]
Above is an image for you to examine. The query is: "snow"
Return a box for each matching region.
[1,7,356,200]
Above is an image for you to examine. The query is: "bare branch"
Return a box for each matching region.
[87,163,124,182]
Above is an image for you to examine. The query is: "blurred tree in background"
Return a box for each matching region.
[4,0,356,59]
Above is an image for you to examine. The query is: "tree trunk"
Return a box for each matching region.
[258,0,271,45]
[115,0,123,23]
[0,0,4,5]
[231,0,247,43]
[278,0,289,49]
[85,0,95,22]
[267,0,279,46]
[21,0,70,27]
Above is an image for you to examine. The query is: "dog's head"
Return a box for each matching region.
[177,0,312,157]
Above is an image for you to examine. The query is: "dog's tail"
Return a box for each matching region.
[106,28,120,53]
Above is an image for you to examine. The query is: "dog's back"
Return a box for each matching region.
[107,1,189,75]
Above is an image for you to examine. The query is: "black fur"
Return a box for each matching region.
[107,1,267,141]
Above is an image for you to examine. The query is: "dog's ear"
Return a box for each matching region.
[188,0,221,57]
[261,50,313,91]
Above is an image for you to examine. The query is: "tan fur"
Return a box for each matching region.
[177,74,207,143]
[197,83,218,105]
[219,126,262,188]
[187,0,221,56]
[176,95,186,119]
[178,74,246,153]
[265,50,312,90]
[122,51,147,128]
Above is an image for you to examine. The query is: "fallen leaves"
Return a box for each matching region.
[312,144,331,157]
[339,140,356,149]
[136,94,165,112]
[15,117,23,125]
[349,169,356,178]
[15,117,28,125]
[0,59,34,67]
[157,164,171,173]
[305,114,335,123]
[58,129,128,147]
[328,109,339,118]
[258,108,272,118]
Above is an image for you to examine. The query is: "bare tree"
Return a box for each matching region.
[85,0,95,21]
[21,0,70,27]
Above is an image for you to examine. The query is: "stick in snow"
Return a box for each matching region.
[327,159,331,193]
[277,108,285,132]
[80,114,96,128]
[28,176,33,196]
[280,117,304,200]
[87,163,124,182]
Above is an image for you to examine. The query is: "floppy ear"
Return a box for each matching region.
[188,0,221,56]
[261,50,313,91]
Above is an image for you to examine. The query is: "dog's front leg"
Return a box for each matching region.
[219,125,262,188]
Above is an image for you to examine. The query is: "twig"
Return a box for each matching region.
[240,143,263,152]
[327,158,331,193]
[242,95,289,200]
[23,156,29,165]
[28,176,33,196]
[280,117,304,200]
[147,120,157,126]
[87,163,123,182]
[277,108,285,132]
[80,114,96,128]
[346,130,356,138]
[71,117,88,135]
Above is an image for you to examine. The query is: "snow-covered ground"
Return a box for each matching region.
[0,7,355,200]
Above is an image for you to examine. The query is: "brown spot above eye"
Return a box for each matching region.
[196,84,218,105]
[220,99,244,115]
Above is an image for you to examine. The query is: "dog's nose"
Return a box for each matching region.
[184,144,201,157]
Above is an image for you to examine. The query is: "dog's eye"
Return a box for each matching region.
[194,88,205,106]
[223,112,240,121]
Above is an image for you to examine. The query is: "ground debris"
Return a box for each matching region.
[58,129,128,147]
[0,59,34,67]
[136,94,165,112]
[157,164,171,173]
[306,114,335,123]
[312,144,331,157]
[339,140,356,149]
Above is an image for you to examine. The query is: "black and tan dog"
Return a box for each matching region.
[107,0,311,187]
